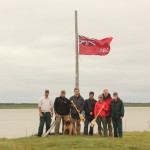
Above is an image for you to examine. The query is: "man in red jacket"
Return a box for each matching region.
[102,89,113,136]
[94,95,109,137]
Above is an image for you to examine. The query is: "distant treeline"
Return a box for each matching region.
[0,103,37,105]
[0,102,150,109]
[0,103,37,109]
[124,103,150,107]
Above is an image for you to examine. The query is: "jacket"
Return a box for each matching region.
[84,99,97,115]
[110,98,124,119]
[102,93,112,116]
[94,101,109,118]
[70,95,84,115]
[54,96,71,115]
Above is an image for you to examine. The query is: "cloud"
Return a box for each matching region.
[0,0,150,103]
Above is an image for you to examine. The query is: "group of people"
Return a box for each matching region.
[37,88,124,138]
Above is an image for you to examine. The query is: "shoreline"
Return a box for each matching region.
[0,103,150,109]
[0,131,150,140]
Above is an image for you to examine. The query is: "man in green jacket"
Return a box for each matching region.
[110,92,124,138]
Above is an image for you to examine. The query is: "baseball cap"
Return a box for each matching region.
[113,92,118,96]
[98,95,103,98]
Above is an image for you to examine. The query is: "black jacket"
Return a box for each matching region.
[54,97,71,115]
[70,95,84,115]
[110,98,124,119]
[84,99,97,115]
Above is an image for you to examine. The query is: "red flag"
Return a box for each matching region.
[79,35,113,56]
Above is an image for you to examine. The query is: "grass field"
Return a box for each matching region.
[0,132,150,150]
[0,103,150,109]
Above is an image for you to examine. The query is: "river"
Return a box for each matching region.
[0,107,150,138]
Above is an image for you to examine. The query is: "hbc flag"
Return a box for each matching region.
[79,35,113,56]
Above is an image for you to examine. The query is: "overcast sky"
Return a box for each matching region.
[0,0,150,103]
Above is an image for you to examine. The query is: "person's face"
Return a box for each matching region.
[60,92,66,97]
[45,92,49,97]
[113,95,118,100]
[74,90,79,96]
[103,90,108,97]
[99,97,103,103]
[89,94,94,100]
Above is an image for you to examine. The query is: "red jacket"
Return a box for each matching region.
[103,94,112,116]
[94,101,109,118]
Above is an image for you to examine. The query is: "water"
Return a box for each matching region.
[0,107,150,138]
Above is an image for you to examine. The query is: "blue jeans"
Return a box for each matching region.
[38,112,51,137]
[84,115,94,135]
[112,118,123,137]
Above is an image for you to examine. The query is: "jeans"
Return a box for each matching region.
[38,112,51,137]
[54,115,66,134]
[84,115,94,135]
[96,116,107,136]
[112,118,123,137]
[106,116,113,136]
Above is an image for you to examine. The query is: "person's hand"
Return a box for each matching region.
[90,112,93,116]
[55,114,59,118]
[120,117,123,119]
[51,113,53,118]
[39,113,43,117]
[77,109,80,113]
[102,105,105,108]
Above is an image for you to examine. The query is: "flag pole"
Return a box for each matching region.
[75,10,79,88]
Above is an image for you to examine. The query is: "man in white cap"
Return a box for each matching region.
[110,92,124,138]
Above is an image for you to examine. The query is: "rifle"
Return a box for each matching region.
[90,105,104,127]
[43,120,56,137]
[70,100,85,122]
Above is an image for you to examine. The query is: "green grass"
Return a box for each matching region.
[0,132,150,150]
[0,103,150,109]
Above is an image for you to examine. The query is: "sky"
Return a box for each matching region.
[0,0,150,103]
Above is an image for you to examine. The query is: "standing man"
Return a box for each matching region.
[54,90,70,135]
[70,88,84,135]
[84,91,97,135]
[110,92,124,138]
[94,95,109,137]
[38,90,53,137]
[102,89,113,136]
